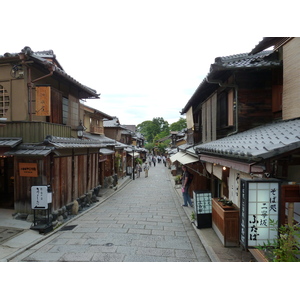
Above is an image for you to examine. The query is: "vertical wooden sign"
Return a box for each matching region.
[36,86,51,116]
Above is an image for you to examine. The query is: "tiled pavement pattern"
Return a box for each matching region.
[11,164,211,262]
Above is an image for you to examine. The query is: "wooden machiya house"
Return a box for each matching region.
[181,38,300,251]
[0,46,102,213]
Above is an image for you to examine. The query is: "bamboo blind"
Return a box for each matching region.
[282,38,300,120]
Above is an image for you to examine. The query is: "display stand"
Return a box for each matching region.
[193,191,212,228]
[30,185,53,234]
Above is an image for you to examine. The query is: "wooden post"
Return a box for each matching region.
[288,202,294,226]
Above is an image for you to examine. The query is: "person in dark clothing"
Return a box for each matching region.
[181,165,193,207]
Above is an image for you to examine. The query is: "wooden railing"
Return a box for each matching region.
[90,125,104,135]
[0,121,72,143]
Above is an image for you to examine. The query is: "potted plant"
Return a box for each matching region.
[174,175,182,185]
[217,197,233,207]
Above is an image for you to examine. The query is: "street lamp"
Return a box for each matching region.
[131,145,135,180]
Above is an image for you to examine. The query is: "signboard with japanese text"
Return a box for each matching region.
[240,179,281,249]
[35,86,51,116]
[193,191,212,229]
[19,163,38,177]
[193,191,212,214]
[31,186,50,209]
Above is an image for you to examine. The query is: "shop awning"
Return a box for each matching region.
[179,154,199,165]
[170,152,198,165]
[128,152,139,157]
[169,152,185,163]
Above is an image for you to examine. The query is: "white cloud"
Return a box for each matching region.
[2,0,285,125]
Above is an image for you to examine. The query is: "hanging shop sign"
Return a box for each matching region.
[19,162,38,177]
[240,179,281,249]
[35,86,51,116]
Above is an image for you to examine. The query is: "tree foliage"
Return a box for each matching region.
[137,117,187,154]
[169,117,187,131]
[137,117,170,142]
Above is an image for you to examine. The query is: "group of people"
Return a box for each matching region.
[134,154,168,178]
[134,157,192,208]
[135,161,150,178]
[147,155,167,167]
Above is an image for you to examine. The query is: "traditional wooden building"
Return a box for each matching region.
[0,46,102,213]
[180,38,300,252]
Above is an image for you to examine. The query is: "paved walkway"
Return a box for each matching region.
[9,163,211,262]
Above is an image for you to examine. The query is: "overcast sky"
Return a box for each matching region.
[1,1,294,126]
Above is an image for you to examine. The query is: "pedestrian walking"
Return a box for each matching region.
[136,163,142,178]
[162,156,167,167]
[181,165,193,207]
[152,156,156,167]
[143,162,149,177]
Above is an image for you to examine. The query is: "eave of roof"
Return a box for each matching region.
[0,47,99,99]
[195,118,300,162]
[249,37,291,55]
[44,135,103,149]
[81,103,114,120]
[4,145,52,157]
[0,137,22,148]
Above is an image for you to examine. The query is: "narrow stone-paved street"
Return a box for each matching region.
[11,163,211,262]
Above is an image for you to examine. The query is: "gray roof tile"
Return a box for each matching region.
[211,50,281,71]
[0,137,22,148]
[196,118,300,161]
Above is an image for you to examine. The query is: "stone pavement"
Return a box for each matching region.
[6,163,211,262]
[1,162,255,262]
[0,176,131,262]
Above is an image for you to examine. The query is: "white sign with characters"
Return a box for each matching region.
[31,186,48,209]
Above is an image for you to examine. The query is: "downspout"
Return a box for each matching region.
[205,74,239,136]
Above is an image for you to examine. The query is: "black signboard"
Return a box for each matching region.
[193,191,212,228]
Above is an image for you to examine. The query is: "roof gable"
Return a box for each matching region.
[181,50,281,114]
[0,46,99,99]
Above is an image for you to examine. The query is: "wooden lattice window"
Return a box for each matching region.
[0,85,9,118]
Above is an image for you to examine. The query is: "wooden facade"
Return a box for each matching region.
[0,47,103,213]
[10,148,100,213]
[181,39,300,249]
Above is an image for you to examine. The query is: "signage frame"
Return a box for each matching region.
[240,178,281,249]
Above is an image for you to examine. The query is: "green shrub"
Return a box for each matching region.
[257,220,300,262]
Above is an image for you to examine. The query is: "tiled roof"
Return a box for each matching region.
[85,133,116,146]
[0,47,99,99]
[103,118,121,128]
[181,50,282,114]
[0,137,22,148]
[195,118,300,161]
[44,135,103,149]
[210,50,281,72]
[5,145,52,156]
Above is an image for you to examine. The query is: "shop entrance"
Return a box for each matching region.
[0,157,14,209]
